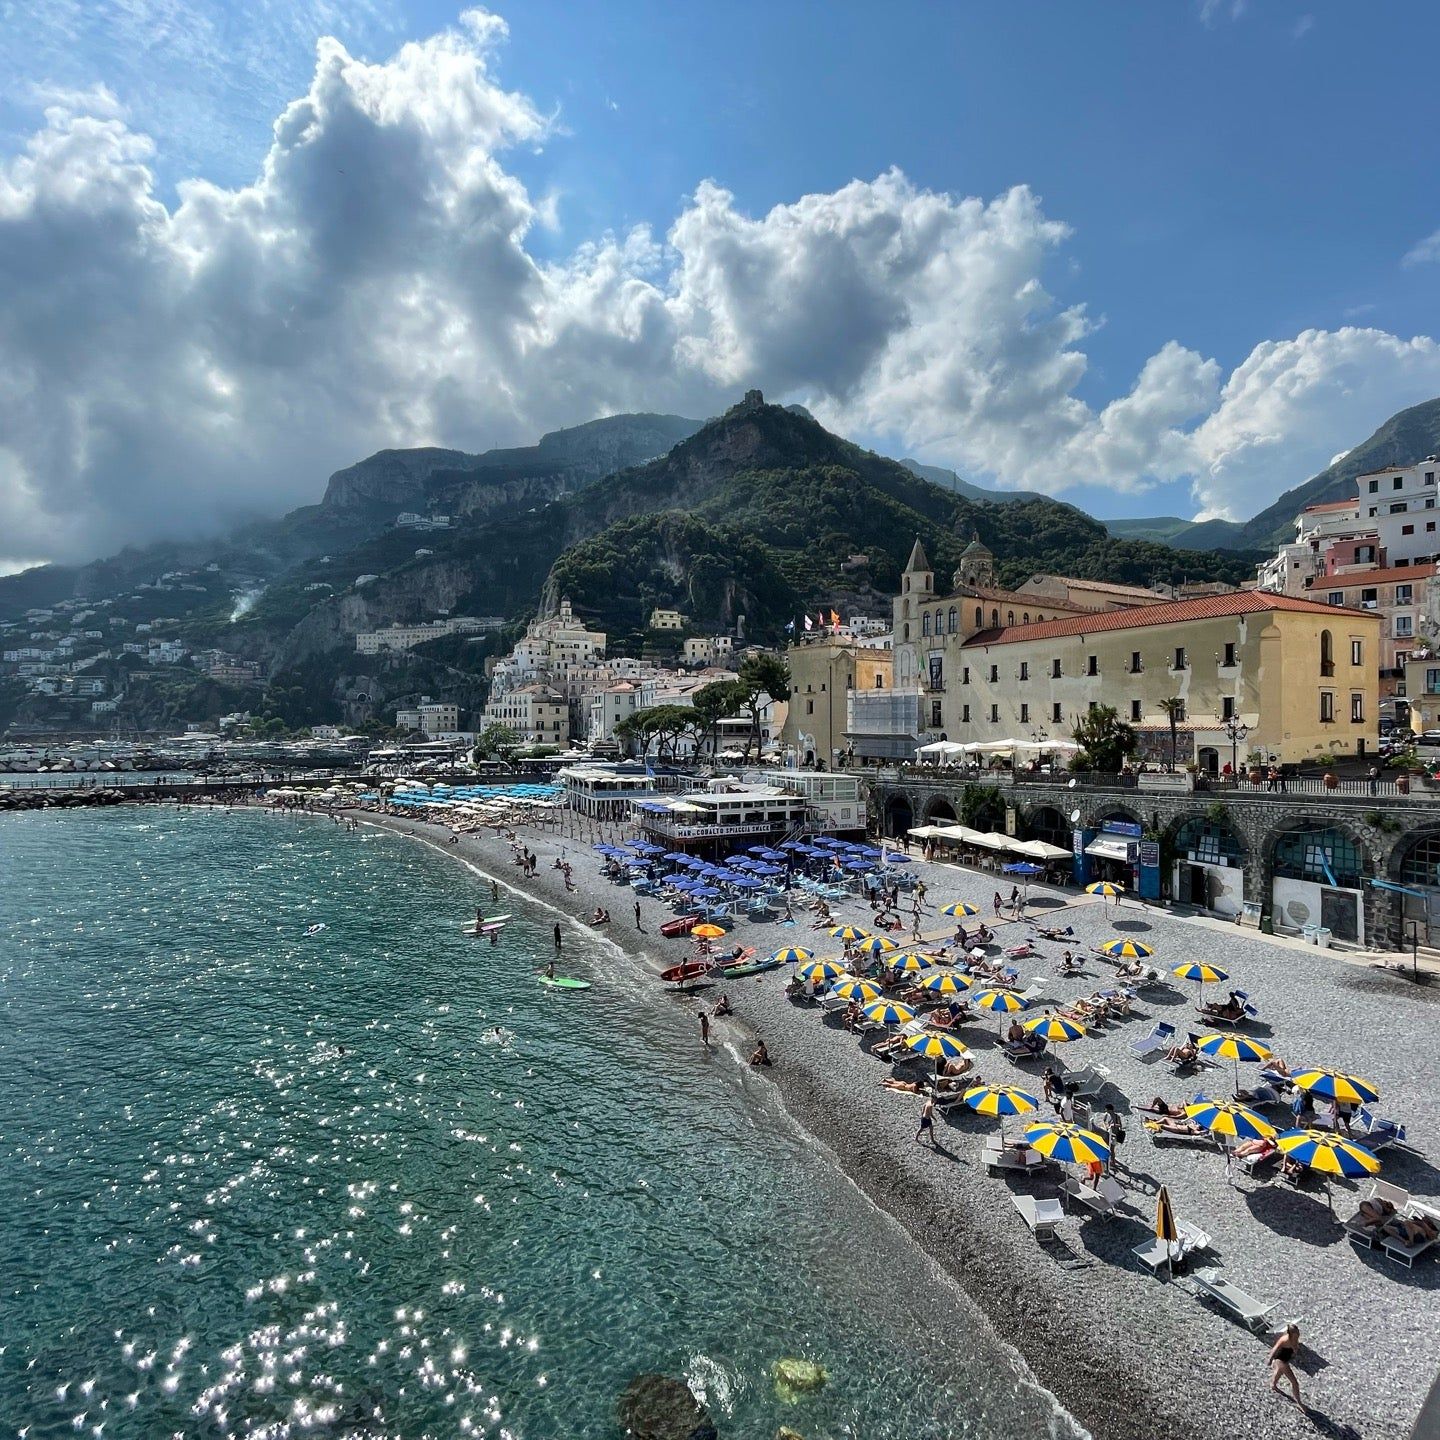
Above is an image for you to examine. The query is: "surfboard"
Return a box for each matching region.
[538,976,591,991]
[719,956,784,978]
[462,914,512,935]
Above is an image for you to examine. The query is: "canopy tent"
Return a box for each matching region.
[1085,835,1134,862]
[969,831,1015,851]
[1009,838,1072,861]
[930,824,989,845]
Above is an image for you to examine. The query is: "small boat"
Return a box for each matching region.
[539,976,591,991]
[659,914,701,938]
[659,960,712,986]
[720,955,785,979]
[462,913,513,935]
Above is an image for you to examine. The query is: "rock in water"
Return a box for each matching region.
[776,1428,807,1440]
[772,1357,827,1402]
[617,1374,718,1440]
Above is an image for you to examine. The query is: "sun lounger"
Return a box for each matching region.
[984,1137,1048,1176]
[1063,1064,1111,1102]
[1381,1201,1440,1268]
[1144,1119,1216,1148]
[1343,1180,1410,1250]
[1353,1107,1408,1151]
[1190,1267,1278,1331]
[1062,1175,1125,1219]
[1012,1194,1065,1239]
[1129,1021,1176,1061]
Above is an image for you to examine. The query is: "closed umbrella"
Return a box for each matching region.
[1155,1185,1178,1274]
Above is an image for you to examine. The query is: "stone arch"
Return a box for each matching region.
[923,795,958,824]
[882,792,914,838]
[1264,816,1374,943]
[1167,811,1249,915]
[1385,823,1440,945]
[1023,805,1069,848]
[1094,805,1143,831]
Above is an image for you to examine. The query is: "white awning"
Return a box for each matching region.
[1085,836,1134,862]
[931,824,987,844]
[970,831,1014,850]
[1011,838,1072,861]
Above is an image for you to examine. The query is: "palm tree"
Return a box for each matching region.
[1159,697,1184,772]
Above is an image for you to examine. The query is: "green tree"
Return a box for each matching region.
[474,723,520,763]
[692,678,747,759]
[1071,704,1137,773]
[736,652,791,760]
[1158,696,1184,772]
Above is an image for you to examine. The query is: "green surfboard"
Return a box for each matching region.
[539,976,591,991]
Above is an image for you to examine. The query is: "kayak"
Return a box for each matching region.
[539,976,591,991]
[659,914,701,938]
[659,961,712,985]
[462,914,512,934]
[720,956,785,978]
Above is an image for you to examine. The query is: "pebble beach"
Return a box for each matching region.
[359,805,1439,1440]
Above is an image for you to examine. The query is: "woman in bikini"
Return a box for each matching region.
[1268,1325,1302,1404]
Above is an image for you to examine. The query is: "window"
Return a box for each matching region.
[1023,612,1030,624]
[1223,642,1236,667]
[1429,668,1440,695]
[1390,502,1408,514]
[1052,702,1063,723]
[1019,661,1029,680]
[1173,646,1187,670]
[1088,700,1100,714]
[922,612,931,637]
[961,704,971,723]
[1396,616,1413,638]
[1368,507,1378,518]
[805,699,814,715]
[1320,629,1334,676]
[931,701,943,727]
[989,704,999,723]
[1350,693,1364,723]
[1019,703,1030,724]
[1397,584,1413,604]
[1430,522,1437,533]
[1361,589,1377,606]
[988,664,998,683]
[1086,655,1098,676]
[1273,824,1365,889]
[1170,699,1187,721]
[975,606,983,628]
[1051,658,1062,678]
[1429,472,1436,484]
[1129,651,1142,673]
[1327,592,1343,606]
[1350,639,1363,665]
[1403,524,1415,536]
[902,623,910,641]
[948,606,957,633]
[874,673,883,687]
[1222,696,1235,720]
[1394,476,1405,490]
[991,609,999,627]
[1130,699,1142,721]
[1320,692,1335,723]
[1368,479,1379,493]
[962,666,970,685]
[1007,610,1015,625]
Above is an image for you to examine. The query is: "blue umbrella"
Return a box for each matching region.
[664,851,691,863]
[731,876,763,889]
[747,845,774,855]
[844,860,874,871]
[756,849,787,860]
[1002,862,1044,876]
[680,857,706,869]
[855,845,884,857]
[751,863,784,877]
[692,886,721,899]
[879,852,911,864]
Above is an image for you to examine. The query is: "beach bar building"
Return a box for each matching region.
[633,786,806,849]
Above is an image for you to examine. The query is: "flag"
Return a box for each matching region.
[785,619,795,633]
[804,615,813,631]
[829,609,840,627]
[816,611,826,630]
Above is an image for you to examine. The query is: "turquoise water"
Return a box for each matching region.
[0,809,1082,1439]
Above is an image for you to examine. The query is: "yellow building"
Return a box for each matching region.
[649,608,688,631]
[784,637,893,767]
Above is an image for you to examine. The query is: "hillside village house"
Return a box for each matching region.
[481,684,569,747]
[394,699,460,736]
[1299,564,1438,699]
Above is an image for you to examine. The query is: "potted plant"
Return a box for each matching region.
[1315,752,1337,788]
[1246,751,1264,786]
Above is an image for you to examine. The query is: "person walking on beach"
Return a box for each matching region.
[699,1011,710,1048]
[553,923,562,954]
[634,901,643,931]
[915,1095,936,1147]
[1268,1325,1302,1405]
[992,891,1002,917]
[1099,1103,1125,1172]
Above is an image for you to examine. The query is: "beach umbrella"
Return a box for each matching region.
[730,876,763,889]
[1173,961,1229,1005]
[798,959,848,984]
[843,860,875,872]
[751,863,784,877]
[1184,1099,1276,1144]
[693,923,727,939]
[827,925,871,942]
[1196,1031,1271,1088]
[663,851,691,863]
[922,972,974,995]
[829,977,883,1004]
[1155,1185,1179,1273]
[941,901,981,918]
[1292,1069,1381,1107]
[1085,881,1124,899]
[856,934,899,955]
[906,1032,972,1062]
[769,946,813,965]
[1099,938,1154,960]
[963,1083,1039,1118]
[1023,1120,1111,1167]
[889,952,936,974]
[692,886,721,900]
[862,1000,917,1027]
[747,845,774,855]
[1276,1129,1381,1178]
[974,987,1029,1016]
[1023,1013,1087,1043]
[879,852,911,864]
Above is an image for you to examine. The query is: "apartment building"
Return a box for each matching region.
[481,685,570,747]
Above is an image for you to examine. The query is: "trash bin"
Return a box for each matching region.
[1260,915,1273,935]
[1302,924,1320,945]
[1317,927,1333,949]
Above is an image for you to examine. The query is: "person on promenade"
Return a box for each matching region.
[915,1095,936,1147]
[1268,1325,1303,1405]
[634,900,643,931]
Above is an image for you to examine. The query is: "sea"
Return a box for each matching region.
[0,808,1085,1439]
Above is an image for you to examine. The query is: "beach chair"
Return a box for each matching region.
[1012,1195,1064,1239]
[1064,1065,1111,1102]
[1189,1267,1278,1332]
[1381,1201,1440,1268]
[1129,1021,1175,1061]
[1343,1180,1410,1250]
[1353,1107,1408,1151]
[1002,1037,1048,1065]
[984,1137,1047,1176]
[1144,1120,1216,1149]
[1062,1175,1125,1220]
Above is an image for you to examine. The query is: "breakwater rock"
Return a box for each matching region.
[0,788,149,812]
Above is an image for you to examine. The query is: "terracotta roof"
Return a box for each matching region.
[1311,563,1437,589]
[1302,498,1359,513]
[961,590,1376,647]
[1029,576,1166,599]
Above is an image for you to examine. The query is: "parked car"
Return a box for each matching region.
[1420,731,1440,747]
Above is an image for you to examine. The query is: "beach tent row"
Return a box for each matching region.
[906,823,1071,862]
[915,739,1082,761]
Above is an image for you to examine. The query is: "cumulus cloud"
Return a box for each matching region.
[3,6,1440,567]
[1403,228,1440,267]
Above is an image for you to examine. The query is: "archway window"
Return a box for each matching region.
[991,608,999,627]
[1398,833,1440,889]
[1320,630,1335,677]
[1174,817,1245,866]
[975,606,983,627]
[1026,806,1069,847]
[904,576,910,594]
[1023,612,1030,624]
[1008,610,1015,625]
[1273,825,1365,888]
[902,623,910,641]
[948,606,958,634]
[922,612,931,637]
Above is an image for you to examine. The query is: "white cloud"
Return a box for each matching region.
[3,6,1440,566]
[1403,228,1440,267]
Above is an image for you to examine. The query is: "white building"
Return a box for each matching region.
[395,700,461,736]
[488,598,606,698]
[355,617,493,655]
[1358,457,1440,568]
[587,681,644,743]
[481,685,570,747]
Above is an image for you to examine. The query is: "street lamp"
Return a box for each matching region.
[1222,717,1249,781]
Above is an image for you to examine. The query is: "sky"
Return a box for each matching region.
[2,0,1439,571]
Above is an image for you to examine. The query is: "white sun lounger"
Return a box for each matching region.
[1343,1180,1410,1250]
[1061,1175,1125,1219]
[1381,1201,1440,1268]
[1012,1194,1064,1239]
[984,1136,1047,1176]
[1190,1266,1278,1331]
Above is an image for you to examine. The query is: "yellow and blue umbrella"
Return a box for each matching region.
[1023,1013,1086,1043]
[974,987,1029,1014]
[1196,1030,1271,1087]
[905,1032,972,1061]
[1099,938,1154,960]
[828,924,871,942]
[889,951,935,974]
[828,977,882,1004]
[856,934,899,955]
[798,959,848,984]
[1292,1069,1380,1107]
[921,972,973,996]
[1173,961,1229,1004]
[941,901,981,918]
[769,946,813,966]
[1085,881,1124,899]
[1023,1120,1111,1166]
[862,1000,917,1027]
[1276,1128,1381,1178]
[963,1083,1039,1118]
[1184,1099,1276,1143]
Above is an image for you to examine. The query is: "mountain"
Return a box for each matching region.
[898,458,1043,505]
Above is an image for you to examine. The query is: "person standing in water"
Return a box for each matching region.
[699,1011,710,1048]
[553,922,562,954]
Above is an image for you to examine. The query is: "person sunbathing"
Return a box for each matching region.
[1164,1039,1198,1065]
[1234,1081,1282,1105]
[1382,1213,1439,1247]
[1114,957,1147,978]
[1149,1115,1205,1137]
[1279,1155,1306,1184]
[1233,1135,1277,1162]
[1058,950,1082,975]
[1140,1096,1188,1117]
[880,1077,928,1095]
[1200,997,1244,1023]
[1038,924,1075,942]
[1353,1196,1396,1232]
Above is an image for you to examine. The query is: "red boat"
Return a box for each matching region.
[659,960,713,986]
[660,914,701,938]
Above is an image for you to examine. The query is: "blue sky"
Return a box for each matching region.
[2,1,1439,565]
